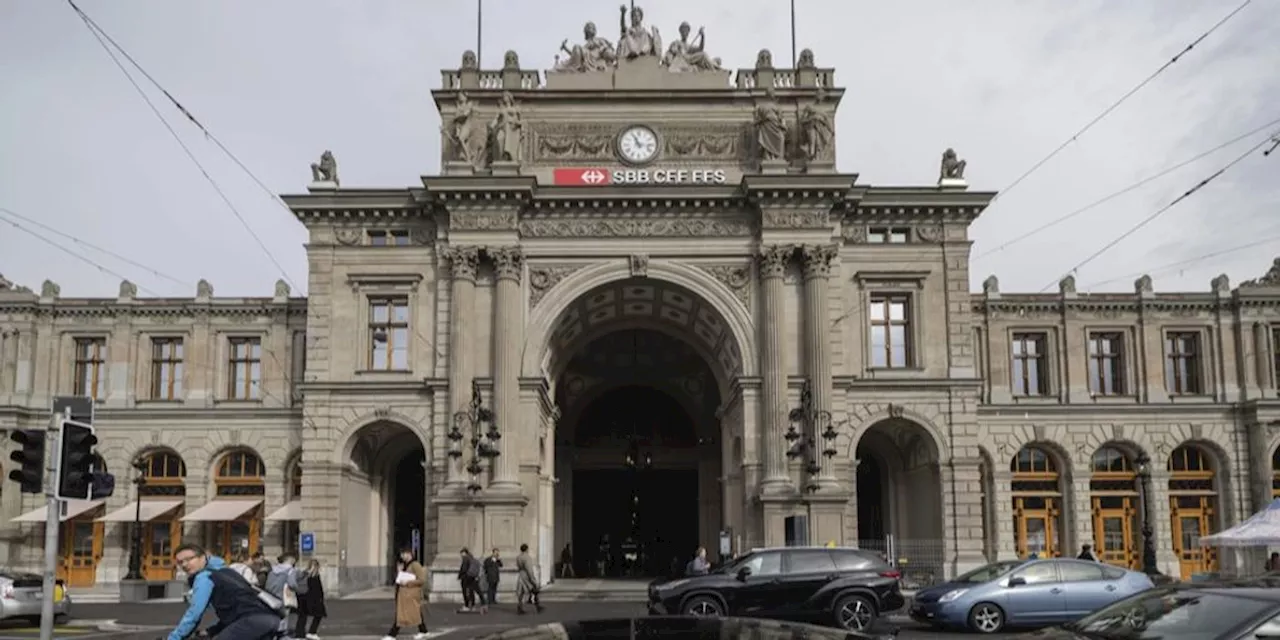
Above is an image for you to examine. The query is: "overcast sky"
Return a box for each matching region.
[1,0,1277,297]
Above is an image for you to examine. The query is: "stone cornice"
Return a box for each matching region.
[282,189,420,222]
[298,379,443,395]
[0,297,308,319]
[847,187,996,223]
[978,403,1237,419]
[973,292,1280,314]
[834,376,983,391]
[430,86,847,108]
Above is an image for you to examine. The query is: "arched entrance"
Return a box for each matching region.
[1010,445,1066,558]
[854,419,944,581]
[341,420,427,588]
[1167,443,1220,579]
[548,277,739,579]
[1089,445,1144,569]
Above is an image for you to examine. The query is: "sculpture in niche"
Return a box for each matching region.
[616,4,661,60]
[555,21,616,72]
[489,92,524,163]
[939,148,967,180]
[662,22,720,72]
[798,96,833,162]
[310,150,339,185]
[754,88,787,162]
[460,50,478,70]
[797,48,816,69]
[119,280,137,298]
[755,49,773,69]
[982,275,1000,295]
[443,92,488,170]
[40,280,59,298]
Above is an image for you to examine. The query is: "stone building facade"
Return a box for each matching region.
[3,13,1280,597]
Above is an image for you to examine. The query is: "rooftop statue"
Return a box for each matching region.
[940,148,967,181]
[617,4,661,60]
[662,22,721,72]
[443,92,488,171]
[555,21,616,73]
[310,150,339,186]
[489,91,524,163]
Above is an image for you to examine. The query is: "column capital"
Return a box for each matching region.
[443,245,481,281]
[489,246,525,282]
[757,244,795,279]
[800,244,838,279]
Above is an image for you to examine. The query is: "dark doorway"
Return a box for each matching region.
[857,455,885,543]
[573,468,699,578]
[392,447,426,564]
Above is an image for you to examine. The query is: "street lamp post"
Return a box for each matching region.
[446,380,500,496]
[123,457,148,581]
[785,379,839,493]
[1134,453,1162,577]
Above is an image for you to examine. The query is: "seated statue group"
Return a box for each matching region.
[554,4,722,74]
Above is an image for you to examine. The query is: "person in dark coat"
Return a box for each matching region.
[293,558,326,640]
[483,548,503,606]
[457,548,481,612]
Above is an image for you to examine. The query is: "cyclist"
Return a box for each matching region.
[167,543,281,640]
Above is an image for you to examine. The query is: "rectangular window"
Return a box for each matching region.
[150,338,185,400]
[869,295,911,368]
[368,298,410,370]
[1272,328,1280,389]
[73,338,107,400]
[368,230,411,246]
[1087,332,1125,395]
[1165,332,1202,395]
[867,227,909,244]
[1011,333,1049,396]
[228,338,263,400]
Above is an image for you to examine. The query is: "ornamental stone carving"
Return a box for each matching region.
[528,265,585,309]
[119,280,137,299]
[451,210,518,231]
[798,101,834,163]
[490,92,524,164]
[444,245,481,281]
[982,275,1000,295]
[518,218,751,238]
[335,228,362,246]
[196,279,214,298]
[460,50,478,70]
[40,280,60,298]
[840,224,867,243]
[1134,274,1153,294]
[533,123,742,162]
[490,246,525,281]
[662,21,721,72]
[797,48,816,69]
[761,210,827,228]
[310,150,339,186]
[443,93,488,171]
[629,254,649,277]
[940,148,967,181]
[1241,258,1280,287]
[698,264,751,309]
[1058,274,1076,295]
[554,21,617,72]
[616,4,661,60]
[754,88,787,163]
[757,245,793,279]
[1212,273,1231,293]
[800,244,838,279]
[274,279,291,299]
[915,225,944,243]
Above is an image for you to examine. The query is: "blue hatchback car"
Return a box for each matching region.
[909,558,1154,634]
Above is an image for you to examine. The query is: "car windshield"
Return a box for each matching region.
[952,560,1024,584]
[1067,588,1277,639]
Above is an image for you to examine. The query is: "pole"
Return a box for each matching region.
[789,0,797,67]
[476,0,482,68]
[39,409,67,640]
[125,471,143,580]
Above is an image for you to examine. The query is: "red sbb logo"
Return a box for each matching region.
[554,168,612,185]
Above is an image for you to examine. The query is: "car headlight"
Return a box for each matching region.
[938,589,968,603]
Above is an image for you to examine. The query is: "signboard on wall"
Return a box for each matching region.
[553,167,728,186]
[299,532,315,554]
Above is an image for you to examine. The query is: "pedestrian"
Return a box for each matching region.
[483,548,503,607]
[1077,545,1099,562]
[227,550,258,585]
[559,544,575,579]
[685,547,710,576]
[515,543,543,615]
[265,553,301,639]
[384,547,429,640]
[293,558,326,640]
[456,548,481,613]
[250,550,271,588]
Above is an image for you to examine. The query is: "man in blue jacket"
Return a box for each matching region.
[167,543,281,640]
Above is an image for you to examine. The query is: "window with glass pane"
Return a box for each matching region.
[869,295,911,368]
[150,338,184,400]
[228,338,262,400]
[368,298,410,370]
[1087,332,1125,395]
[73,338,107,400]
[1011,333,1049,395]
[1164,332,1201,394]
[368,229,411,246]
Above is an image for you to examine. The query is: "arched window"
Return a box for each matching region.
[135,450,187,581]
[1010,445,1063,559]
[209,449,266,559]
[1089,446,1140,569]
[141,451,187,496]
[289,463,302,501]
[1167,444,1218,579]
[215,450,266,496]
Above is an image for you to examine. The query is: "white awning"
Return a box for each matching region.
[97,499,184,523]
[264,500,302,522]
[10,499,106,523]
[181,499,262,522]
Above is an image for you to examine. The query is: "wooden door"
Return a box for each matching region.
[143,520,179,581]
[210,519,260,559]
[1092,497,1137,568]
[1013,496,1060,558]
[58,521,103,588]
[1170,497,1218,579]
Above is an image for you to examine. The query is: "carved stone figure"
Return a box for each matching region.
[0,274,13,290]
[982,275,1000,295]
[1212,273,1232,293]
[1134,274,1153,294]
[1058,274,1076,295]
[489,92,524,163]
[275,279,291,298]
[1242,258,1280,287]
[616,4,661,60]
[940,148,967,181]
[555,21,616,72]
[503,50,520,70]
[754,88,787,162]
[797,48,816,69]
[119,280,137,299]
[196,279,214,298]
[662,22,720,72]
[755,49,773,69]
[799,101,833,162]
[461,50,478,70]
[40,280,60,298]
[443,93,488,170]
[629,254,649,277]
[310,150,339,185]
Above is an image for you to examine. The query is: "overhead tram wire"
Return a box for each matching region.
[983,0,1255,212]
[1037,129,1280,293]
[65,0,300,293]
[0,206,188,290]
[1084,232,1280,290]
[973,115,1280,262]
[0,214,164,297]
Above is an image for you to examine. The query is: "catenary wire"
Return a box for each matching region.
[65,0,301,293]
[1083,232,1280,289]
[973,115,1280,261]
[1038,129,1280,292]
[985,0,1255,211]
[0,206,188,290]
[0,214,164,297]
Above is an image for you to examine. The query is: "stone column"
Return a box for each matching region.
[758,245,793,492]
[489,246,524,493]
[1254,322,1272,393]
[445,246,480,488]
[801,244,839,486]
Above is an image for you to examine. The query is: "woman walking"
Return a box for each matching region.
[383,548,429,640]
[294,559,327,640]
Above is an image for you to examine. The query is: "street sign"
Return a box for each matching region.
[299,532,315,554]
[52,396,94,424]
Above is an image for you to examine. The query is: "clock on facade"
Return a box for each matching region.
[616,125,660,165]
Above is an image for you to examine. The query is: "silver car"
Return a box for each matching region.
[0,571,72,622]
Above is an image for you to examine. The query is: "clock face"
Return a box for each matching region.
[617,125,659,165]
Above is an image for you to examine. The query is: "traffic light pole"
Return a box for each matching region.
[38,409,65,640]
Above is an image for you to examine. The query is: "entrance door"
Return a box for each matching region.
[1013,496,1060,558]
[1170,496,1218,579]
[572,468,699,578]
[1092,497,1136,568]
[57,521,103,588]
[210,519,259,559]
[143,519,180,581]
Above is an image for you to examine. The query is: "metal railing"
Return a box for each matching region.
[857,536,947,589]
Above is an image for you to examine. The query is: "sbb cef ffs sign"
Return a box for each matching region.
[553,168,728,186]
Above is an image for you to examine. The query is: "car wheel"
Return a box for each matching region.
[968,602,1006,634]
[682,595,724,617]
[833,594,877,631]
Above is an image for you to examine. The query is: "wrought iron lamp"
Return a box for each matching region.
[451,380,500,495]
[1134,453,1162,576]
[123,457,148,581]
[786,379,838,493]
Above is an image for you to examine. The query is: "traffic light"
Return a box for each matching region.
[55,419,98,501]
[8,430,46,494]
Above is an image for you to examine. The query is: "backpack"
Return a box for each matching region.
[212,568,287,618]
[294,571,311,596]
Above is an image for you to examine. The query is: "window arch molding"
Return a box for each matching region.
[212,448,266,497]
[136,448,188,496]
[283,450,303,501]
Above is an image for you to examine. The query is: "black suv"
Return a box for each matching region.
[646,546,905,632]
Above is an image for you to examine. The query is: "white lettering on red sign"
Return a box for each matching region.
[552,167,728,186]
